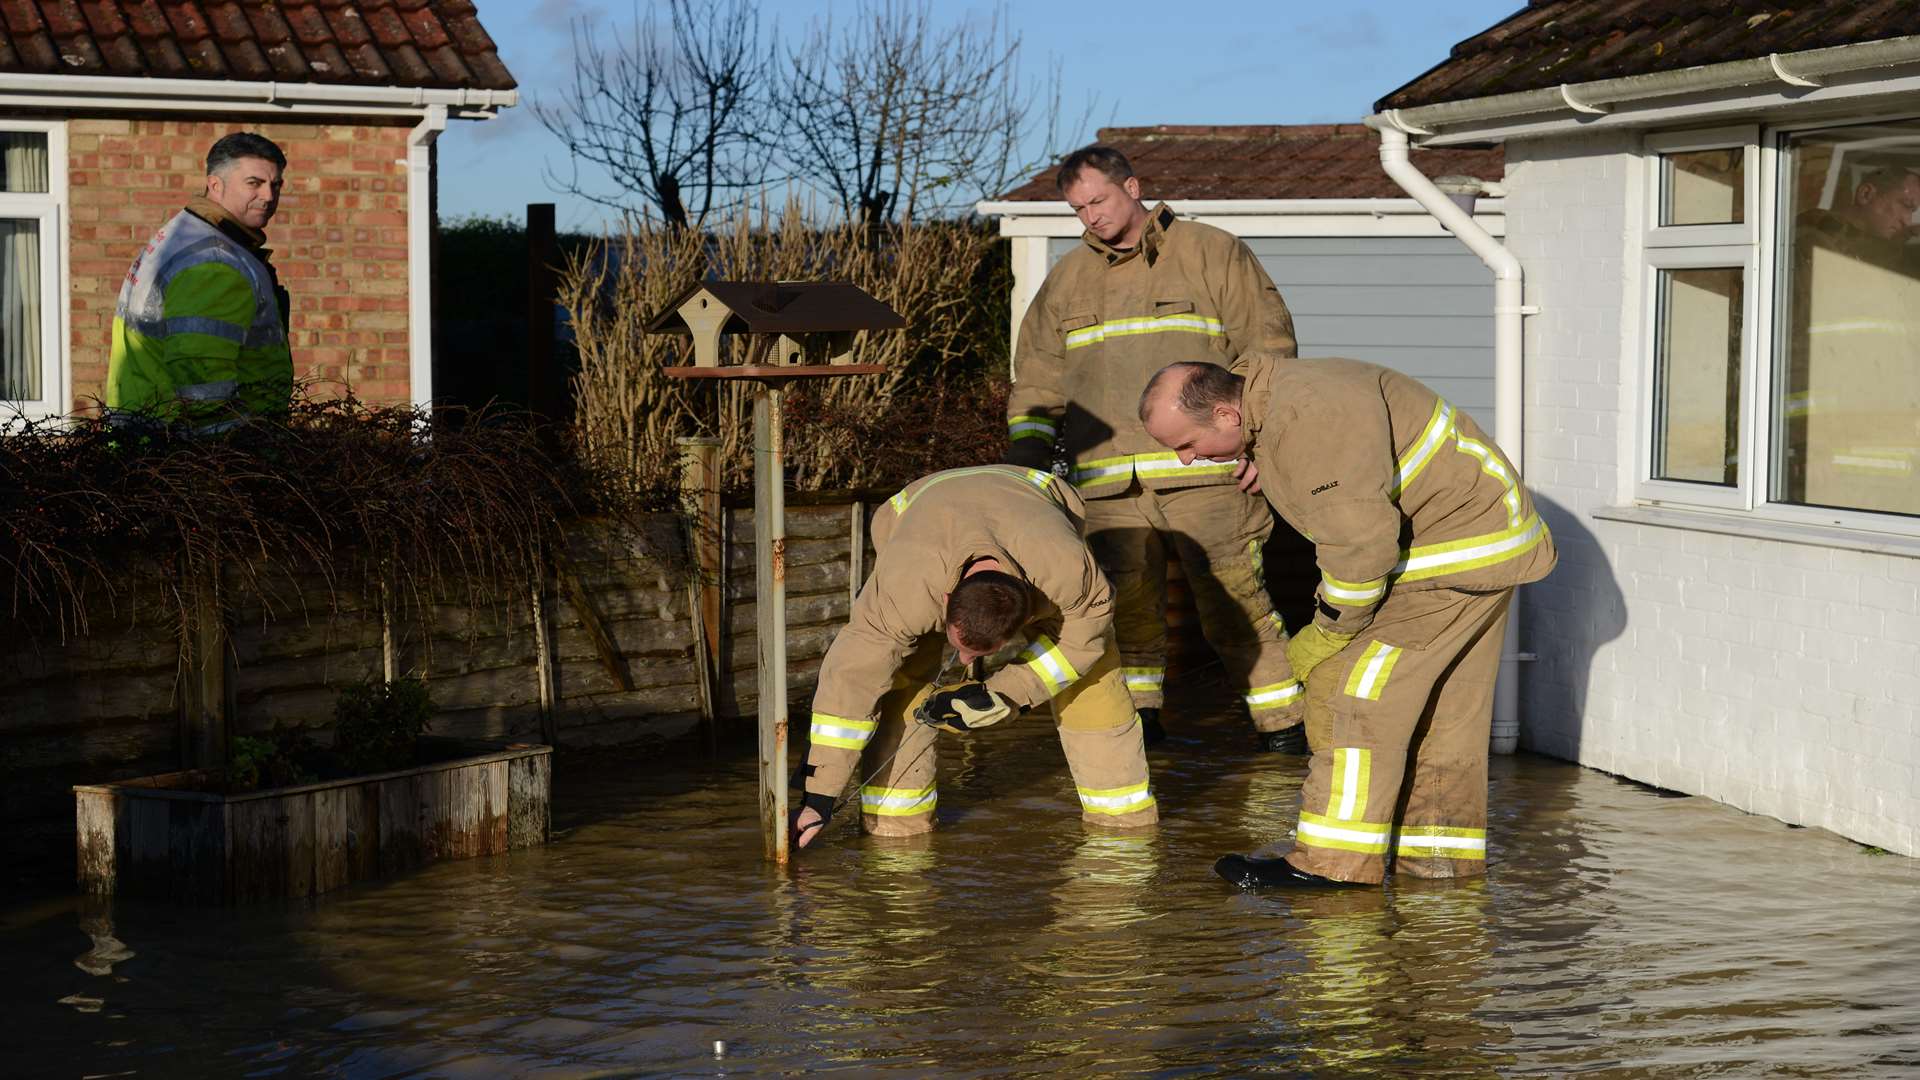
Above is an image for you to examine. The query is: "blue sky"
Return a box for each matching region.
[439,0,1521,230]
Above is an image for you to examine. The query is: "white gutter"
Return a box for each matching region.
[1369,118,1533,755]
[1379,35,1920,144]
[406,104,447,411]
[0,72,514,118]
[975,197,1502,217]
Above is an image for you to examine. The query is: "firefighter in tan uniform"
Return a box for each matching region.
[1139,357,1556,887]
[790,465,1157,849]
[1008,145,1304,750]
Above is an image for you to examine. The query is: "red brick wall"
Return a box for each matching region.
[66,117,416,412]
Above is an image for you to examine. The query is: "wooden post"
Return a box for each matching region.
[526,202,557,418]
[753,385,790,864]
[179,554,229,769]
[531,562,558,748]
[848,500,866,606]
[678,436,724,747]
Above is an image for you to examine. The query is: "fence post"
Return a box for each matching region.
[678,436,724,745]
[178,553,229,769]
[753,387,790,864]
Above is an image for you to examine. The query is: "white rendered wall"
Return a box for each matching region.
[1506,131,1920,857]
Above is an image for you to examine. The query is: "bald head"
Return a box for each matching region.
[1139,361,1249,464]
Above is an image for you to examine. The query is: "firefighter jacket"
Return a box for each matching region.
[1008,203,1297,496]
[802,465,1115,798]
[106,196,293,430]
[1240,353,1556,640]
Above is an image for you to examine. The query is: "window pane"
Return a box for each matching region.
[1661,148,1744,226]
[1775,120,1920,517]
[1653,267,1743,485]
[0,218,42,401]
[0,132,50,194]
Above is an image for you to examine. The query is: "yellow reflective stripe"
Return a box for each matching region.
[1298,810,1391,854]
[1325,747,1372,821]
[1131,452,1237,478]
[1393,514,1545,583]
[1343,642,1400,701]
[1392,398,1455,499]
[860,783,937,816]
[1063,314,1225,350]
[888,465,1053,514]
[1021,635,1080,695]
[810,712,877,750]
[1832,449,1915,475]
[1395,825,1487,858]
[1452,433,1524,528]
[1244,680,1302,710]
[1248,538,1265,585]
[1320,571,1387,607]
[1069,454,1135,487]
[1076,779,1156,815]
[1122,666,1165,692]
[1009,414,1058,442]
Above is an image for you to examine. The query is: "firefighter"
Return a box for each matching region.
[1138,357,1557,887]
[106,132,293,432]
[1006,145,1305,752]
[790,465,1156,849]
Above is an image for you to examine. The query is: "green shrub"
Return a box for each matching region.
[227,723,318,792]
[333,676,434,775]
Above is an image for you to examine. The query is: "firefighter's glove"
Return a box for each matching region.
[788,788,838,850]
[916,683,1014,733]
[1286,625,1355,685]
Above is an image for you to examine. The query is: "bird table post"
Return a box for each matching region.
[649,281,904,863]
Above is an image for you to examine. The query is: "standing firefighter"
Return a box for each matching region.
[791,465,1156,849]
[1139,357,1556,887]
[1006,145,1304,751]
[105,132,292,432]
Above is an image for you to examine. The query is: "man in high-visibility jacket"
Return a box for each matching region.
[106,132,292,432]
[791,465,1156,849]
[1007,144,1303,752]
[1139,357,1557,887]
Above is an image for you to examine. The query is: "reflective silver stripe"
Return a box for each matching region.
[1076,780,1155,814]
[1122,667,1164,692]
[860,785,936,816]
[1064,315,1224,350]
[176,379,239,402]
[1245,681,1303,708]
[1392,399,1455,498]
[1021,635,1079,695]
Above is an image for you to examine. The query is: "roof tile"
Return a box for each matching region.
[322,5,372,47]
[1381,0,1920,111]
[77,0,127,36]
[397,4,444,48]
[39,0,86,36]
[0,0,47,33]
[999,124,1505,202]
[163,1,213,43]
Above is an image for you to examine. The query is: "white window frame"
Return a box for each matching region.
[0,118,68,423]
[1632,117,1920,539]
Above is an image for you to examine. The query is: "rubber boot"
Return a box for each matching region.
[1256,724,1308,755]
[1137,707,1167,747]
[1214,853,1363,889]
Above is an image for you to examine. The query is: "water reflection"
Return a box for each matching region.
[3,705,1919,1076]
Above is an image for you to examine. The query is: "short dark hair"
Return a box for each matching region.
[207,132,287,175]
[1056,144,1133,192]
[945,570,1030,653]
[1139,361,1243,424]
[1858,166,1919,197]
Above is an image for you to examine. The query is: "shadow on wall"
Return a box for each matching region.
[1522,493,1627,761]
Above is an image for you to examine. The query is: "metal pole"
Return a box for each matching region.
[753,383,790,863]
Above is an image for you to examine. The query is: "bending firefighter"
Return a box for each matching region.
[1139,357,1556,887]
[791,465,1157,849]
[1007,144,1304,750]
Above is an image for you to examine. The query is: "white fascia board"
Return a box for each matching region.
[979,199,1506,239]
[0,72,516,119]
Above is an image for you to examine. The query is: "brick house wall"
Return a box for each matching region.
[65,116,417,412]
[1504,130,1920,857]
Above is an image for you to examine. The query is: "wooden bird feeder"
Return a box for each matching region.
[647,280,903,865]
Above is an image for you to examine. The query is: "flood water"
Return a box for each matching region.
[5,691,1919,1078]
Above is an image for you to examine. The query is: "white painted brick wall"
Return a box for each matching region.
[1506,131,1920,857]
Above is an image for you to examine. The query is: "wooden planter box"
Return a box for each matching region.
[73,739,552,904]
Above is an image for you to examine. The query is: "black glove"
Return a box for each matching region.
[915,682,1013,733]
[1257,725,1310,756]
[788,766,838,849]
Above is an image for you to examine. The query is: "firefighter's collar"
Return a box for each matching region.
[1240,355,1275,453]
[1084,202,1177,267]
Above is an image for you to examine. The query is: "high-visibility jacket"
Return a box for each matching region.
[106,196,292,429]
[801,465,1115,799]
[1240,353,1556,640]
[1008,203,1296,496]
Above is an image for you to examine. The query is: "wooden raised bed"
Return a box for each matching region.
[73,739,552,904]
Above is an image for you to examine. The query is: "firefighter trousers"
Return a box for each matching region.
[1084,481,1300,732]
[855,634,1158,837]
[1283,586,1512,884]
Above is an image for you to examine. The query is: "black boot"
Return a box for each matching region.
[1256,724,1309,755]
[1137,707,1167,747]
[1214,853,1362,889]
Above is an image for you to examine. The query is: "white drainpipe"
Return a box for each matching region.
[406,105,448,410]
[1369,118,1533,754]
